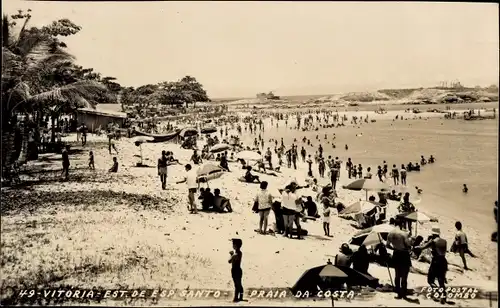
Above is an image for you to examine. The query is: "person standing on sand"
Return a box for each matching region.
[318,157,326,178]
[61,145,70,180]
[346,158,353,179]
[322,192,332,236]
[281,183,303,239]
[229,238,244,302]
[357,164,363,179]
[158,150,168,190]
[108,133,118,155]
[417,226,448,304]
[306,155,313,177]
[391,164,399,185]
[330,163,340,190]
[453,221,475,270]
[176,164,199,214]
[88,151,95,170]
[387,218,412,300]
[286,150,292,168]
[400,165,407,186]
[377,166,383,182]
[254,181,273,234]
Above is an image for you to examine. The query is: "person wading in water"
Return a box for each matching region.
[157,150,168,190]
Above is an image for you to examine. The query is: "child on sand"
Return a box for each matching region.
[229,239,244,302]
[322,200,331,236]
[88,151,95,170]
[108,157,118,173]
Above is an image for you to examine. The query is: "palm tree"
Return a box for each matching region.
[1,13,107,174]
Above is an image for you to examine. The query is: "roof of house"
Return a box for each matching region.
[78,107,127,118]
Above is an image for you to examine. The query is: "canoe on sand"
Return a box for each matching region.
[133,129,181,143]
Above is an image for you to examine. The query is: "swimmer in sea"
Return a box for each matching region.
[462,184,468,194]
[415,186,423,194]
[420,155,427,165]
[345,144,348,151]
[429,155,435,163]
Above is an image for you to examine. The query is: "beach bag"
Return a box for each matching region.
[252,200,259,213]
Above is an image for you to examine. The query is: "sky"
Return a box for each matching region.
[3,1,499,98]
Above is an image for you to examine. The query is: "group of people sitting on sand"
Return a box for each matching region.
[198,187,233,213]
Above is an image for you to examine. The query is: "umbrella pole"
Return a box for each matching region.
[378,233,394,287]
[331,294,334,307]
[365,190,368,201]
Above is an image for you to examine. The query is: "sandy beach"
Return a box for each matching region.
[1,105,497,307]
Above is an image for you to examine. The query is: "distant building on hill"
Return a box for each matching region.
[256,91,280,100]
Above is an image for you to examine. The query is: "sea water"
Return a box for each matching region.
[271,113,498,233]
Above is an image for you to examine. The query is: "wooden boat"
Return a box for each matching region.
[133,129,181,143]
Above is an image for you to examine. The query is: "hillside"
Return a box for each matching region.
[308,86,498,105]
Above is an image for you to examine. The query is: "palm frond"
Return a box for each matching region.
[27,80,107,110]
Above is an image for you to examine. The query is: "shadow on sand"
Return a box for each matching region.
[1,188,174,215]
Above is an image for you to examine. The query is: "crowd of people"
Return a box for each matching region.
[49,108,490,305]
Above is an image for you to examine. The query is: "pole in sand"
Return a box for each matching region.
[377,233,394,287]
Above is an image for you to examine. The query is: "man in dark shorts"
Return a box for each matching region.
[158,150,168,190]
[418,226,448,304]
[454,221,475,270]
[346,158,353,179]
[387,218,412,299]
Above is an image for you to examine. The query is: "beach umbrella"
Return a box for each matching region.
[342,179,390,200]
[201,127,217,134]
[319,263,348,279]
[291,263,348,297]
[236,150,262,161]
[197,163,223,177]
[339,200,381,216]
[210,143,231,153]
[404,211,430,222]
[350,227,392,247]
[404,211,430,235]
[353,223,394,238]
[131,136,154,164]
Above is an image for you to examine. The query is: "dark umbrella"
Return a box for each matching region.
[291,261,348,306]
[320,262,349,307]
[342,178,390,200]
